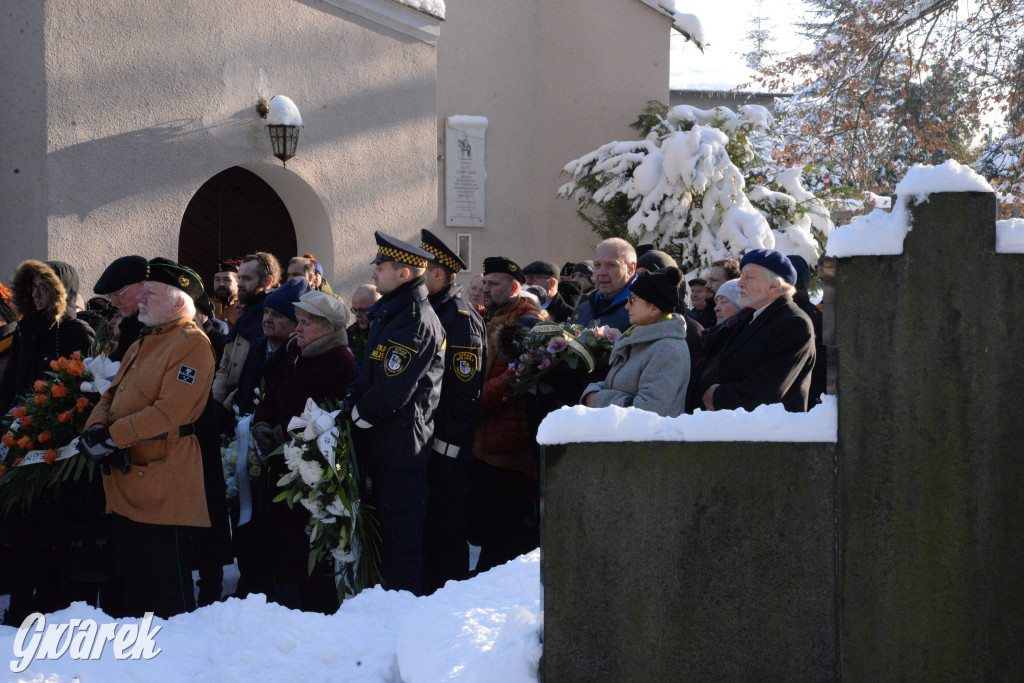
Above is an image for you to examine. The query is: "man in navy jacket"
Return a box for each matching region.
[348,232,445,595]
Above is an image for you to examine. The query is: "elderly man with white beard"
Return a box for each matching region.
[700,249,816,413]
[79,257,216,618]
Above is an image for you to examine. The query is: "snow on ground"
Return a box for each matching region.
[0,552,540,682]
[826,160,994,258]
[995,218,1024,253]
[537,395,837,444]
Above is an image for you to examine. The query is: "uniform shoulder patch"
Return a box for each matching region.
[177,364,197,384]
[384,345,413,377]
[452,350,479,382]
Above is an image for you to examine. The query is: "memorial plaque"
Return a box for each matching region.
[445,116,487,227]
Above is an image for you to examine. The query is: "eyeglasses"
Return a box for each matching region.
[627,294,636,305]
[351,307,369,313]
[108,284,134,300]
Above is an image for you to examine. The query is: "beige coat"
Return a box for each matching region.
[87,317,215,527]
[211,333,251,407]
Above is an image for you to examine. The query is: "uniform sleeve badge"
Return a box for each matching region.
[177,365,197,384]
[384,346,413,376]
[453,351,479,382]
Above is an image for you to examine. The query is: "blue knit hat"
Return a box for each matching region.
[740,249,797,286]
[264,276,311,322]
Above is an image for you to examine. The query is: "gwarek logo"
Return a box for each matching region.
[10,612,162,673]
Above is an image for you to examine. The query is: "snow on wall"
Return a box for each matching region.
[826,160,994,257]
[996,218,1024,253]
[537,395,838,444]
[447,115,488,135]
[396,0,445,20]
[266,95,302,126]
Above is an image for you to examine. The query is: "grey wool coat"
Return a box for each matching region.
[581,314,690,417]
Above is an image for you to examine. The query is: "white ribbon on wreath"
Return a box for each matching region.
[287,397,342,468]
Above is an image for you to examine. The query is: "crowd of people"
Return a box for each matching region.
[0,231,825,622]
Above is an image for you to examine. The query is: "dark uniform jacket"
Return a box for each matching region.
[350,278,445,470]
[427,284,486,455]
[110,314,145,363]
[711,297,815,413]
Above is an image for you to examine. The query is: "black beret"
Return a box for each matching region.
[373,231,434,268]
[146,257,206,301]
[420,229,467,273]
[94,255,148,295]
[522,261,559,278]
[482,256,525,284]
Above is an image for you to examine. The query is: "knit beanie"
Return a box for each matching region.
[264,276,312,322]
[714,280,743,308]
[636,250,677,272]
[628,266,683,313]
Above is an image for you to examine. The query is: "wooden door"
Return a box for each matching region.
[178,166,296,292]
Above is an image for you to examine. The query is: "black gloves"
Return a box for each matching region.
[77,424,130,475]
[78,424,116,461]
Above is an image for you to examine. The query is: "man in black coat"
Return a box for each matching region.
[701,249,815,413]
[348,232,445,596]
[419,229,486,593]
[524,260,576,323]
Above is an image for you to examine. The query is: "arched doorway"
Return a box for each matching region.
[178,166,297,292]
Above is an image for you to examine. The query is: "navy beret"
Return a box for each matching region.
[740,249,797,286]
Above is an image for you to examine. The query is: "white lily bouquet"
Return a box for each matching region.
[271,397,378,600]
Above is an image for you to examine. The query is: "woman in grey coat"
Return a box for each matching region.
[581,267,690,418]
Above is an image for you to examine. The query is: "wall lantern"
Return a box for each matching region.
[257,95,303,167]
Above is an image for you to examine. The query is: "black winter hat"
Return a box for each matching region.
[95,255,148,295]
[523,260,559,278]
[483,256,525,284]
[629,266,683,313]
[636,250,677,272]
[787,254,811,290]
[560,262,576,278]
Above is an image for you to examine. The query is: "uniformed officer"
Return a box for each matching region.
[419,229,486,593]
[79,257,216,618]
[348,231,445,596]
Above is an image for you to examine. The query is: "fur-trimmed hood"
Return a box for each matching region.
[11,260,80,324]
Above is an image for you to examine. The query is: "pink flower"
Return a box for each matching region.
[546,338,567,353]
[517,364,525,373]
[540,357,551,369]
[606,329,621,342]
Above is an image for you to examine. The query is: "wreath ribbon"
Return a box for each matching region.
[529,323,596,373]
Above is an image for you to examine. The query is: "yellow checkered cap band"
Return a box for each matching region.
[421,243,462,272]
[377,245,427,268]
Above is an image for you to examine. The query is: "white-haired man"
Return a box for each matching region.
[569,237,638,331]
[701,249,816,413]
[80,257,216,618]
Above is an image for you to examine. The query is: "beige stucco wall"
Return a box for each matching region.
[2,0,439,300]
[437,0,671,277]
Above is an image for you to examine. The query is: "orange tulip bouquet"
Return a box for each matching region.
[0,352,121,516]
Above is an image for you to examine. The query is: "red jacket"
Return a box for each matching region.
[473,295,540,476]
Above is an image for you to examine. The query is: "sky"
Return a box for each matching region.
[670,0,812,92]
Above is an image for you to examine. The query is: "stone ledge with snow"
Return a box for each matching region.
[825,160,994,258]
[536,395,837,444]
[996,218,1024,253]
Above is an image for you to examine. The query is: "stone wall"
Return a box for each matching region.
[541,191,1024,680]
[541,442,837,680]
